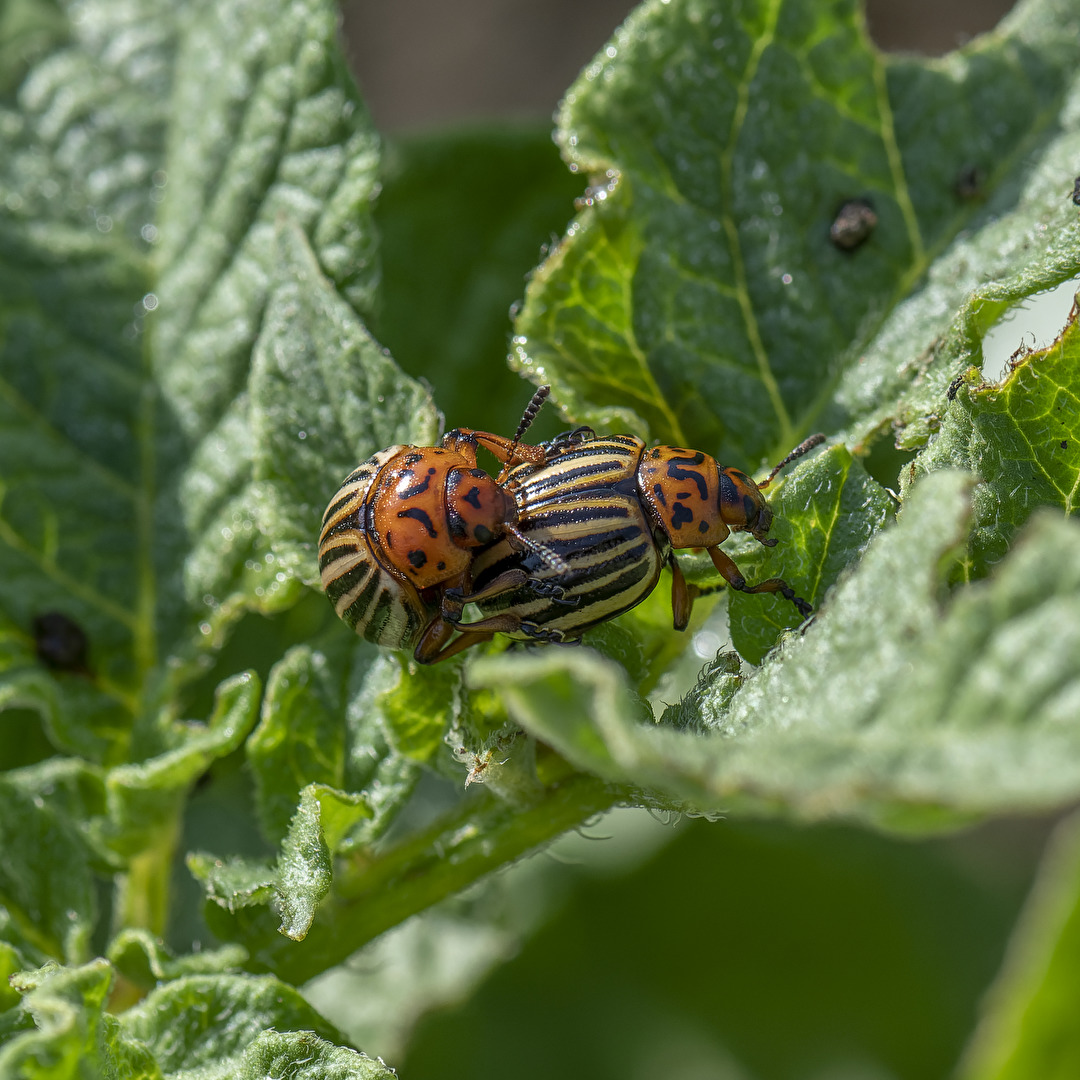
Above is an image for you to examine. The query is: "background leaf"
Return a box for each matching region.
[513,0,1080,465]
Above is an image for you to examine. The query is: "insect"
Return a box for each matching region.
[454,426,824,647]
[318,390,559,664]
[829,198,877,250]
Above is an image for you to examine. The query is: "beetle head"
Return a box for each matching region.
[718,467,777,547]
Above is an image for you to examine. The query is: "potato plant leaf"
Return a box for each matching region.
[471,471,1080,829]
[958,811,1080,1080]
[906,301,1080,580]
[513,0,1080,465]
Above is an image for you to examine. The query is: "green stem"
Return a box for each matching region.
[243,771,619,984]
[114,817,180,938]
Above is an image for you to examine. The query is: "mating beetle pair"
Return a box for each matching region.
[318,387,821,663]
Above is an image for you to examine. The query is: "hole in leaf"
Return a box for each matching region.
[980,274,1080,380]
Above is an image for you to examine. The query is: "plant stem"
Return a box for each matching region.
[244,771,619,984]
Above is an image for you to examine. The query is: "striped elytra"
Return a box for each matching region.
[469,436,666,641]
[464,427,821,643]
[316,387,551,663]
[319,446,433,650]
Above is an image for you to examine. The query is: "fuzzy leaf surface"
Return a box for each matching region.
[471,471,1080,829]
[513,0,1080,464]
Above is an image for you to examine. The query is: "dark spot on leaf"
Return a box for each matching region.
[33,612,88,672]
[830,199,877,250]
[1062,440,1069,449]
[954,165,984,201]
[1073,177,1080,206]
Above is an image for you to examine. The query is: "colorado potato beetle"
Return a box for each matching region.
[454,425,824,646]
[318,389,558,664]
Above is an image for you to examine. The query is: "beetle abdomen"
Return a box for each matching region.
[318,447,431,649]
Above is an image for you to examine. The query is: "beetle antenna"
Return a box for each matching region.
[506,524,570,575]
[757,433,826,489]
[506,385,550,461]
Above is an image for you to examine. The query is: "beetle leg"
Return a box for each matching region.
[452,430,547,470]
[668,555,725,630]
[668,554,693,631]
[707,547,813,619]
[442,568,531,621]
[415,622,498,664]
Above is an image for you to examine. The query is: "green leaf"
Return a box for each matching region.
[514,0,1080,462]
[248,647,349,844]
[373,123,583,437]
[187,853,277,914]
[0,960,159,1079]
[117,972,350,1076]
[275,783,372,941]
[907,304,1080,580]
[107,928,247,993]
[103,671,261,857]
[471,470,1080,829]
[958,810,1080,1080]
[234,1030,395,1080]
[373,655,464,769]
[0,777,97,962]
[726,442,894,663]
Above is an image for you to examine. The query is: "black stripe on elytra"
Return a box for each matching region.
[340,566,381,625]
[365,586,397,638]
[527,558,656,627]
[397,506,438,537]
[524,502,631,529]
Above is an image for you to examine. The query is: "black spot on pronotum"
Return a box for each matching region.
[666,457,709,499]
[397,506,438,537]
[462,486,483,510]
[699,520,710,533]
[398,470,433,499]
[473,523,493,544]
[403,452,424,466]
[830,198,877,250]
[33,612,89,672]
[437,561,447,571]
[743,495,758,523]
[671,503,694,530]
[407,549,428,569]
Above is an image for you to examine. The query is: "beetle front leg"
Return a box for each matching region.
[668,554,724,631]
[707,547,813,619]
